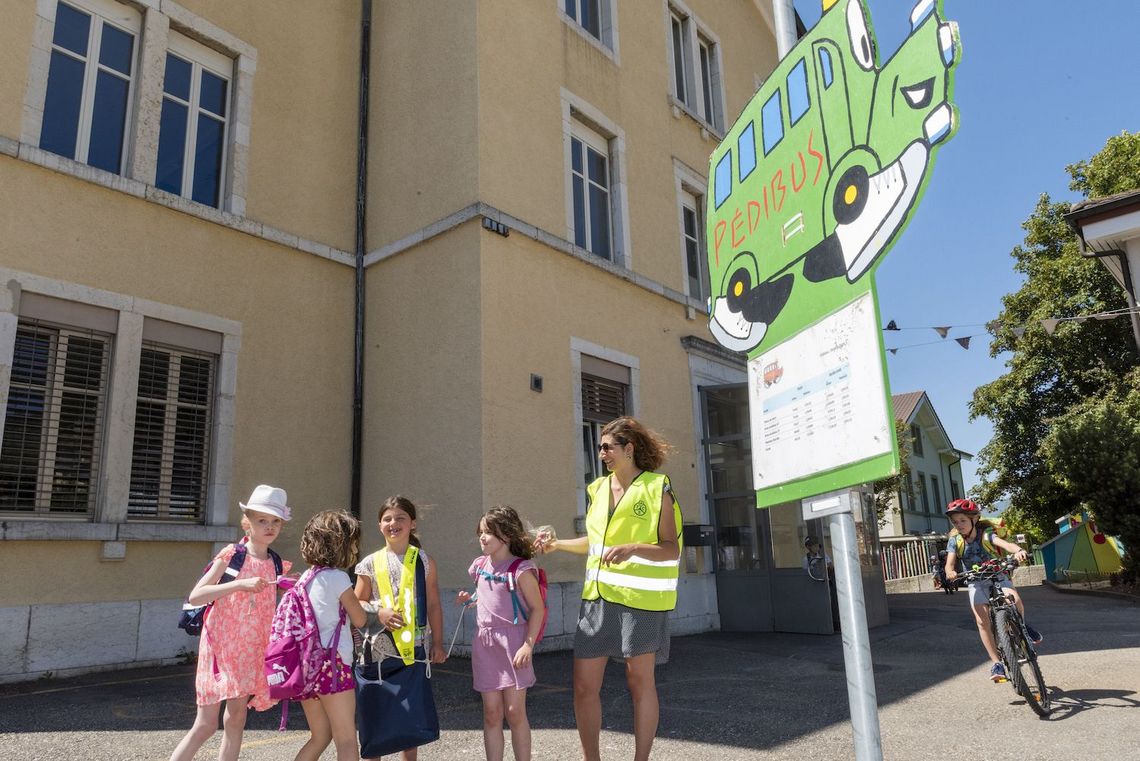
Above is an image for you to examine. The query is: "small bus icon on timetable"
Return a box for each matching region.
[763,362,784,387]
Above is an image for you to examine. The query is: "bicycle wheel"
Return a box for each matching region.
[993,608,1022,692]
[997,609,1051,717]
[1012,630,1051,717]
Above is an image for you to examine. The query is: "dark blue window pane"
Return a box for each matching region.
[53,3,90,56]
[192,114,224,207]
[564,0,575,19]
[199,70,228,117]
[572,175,586,247]
[87,70,129,173]
[12,331,51,386]
[98,24,133,75]
[156,98,188,193]
[40,51,85,159]
[582,0,601,38]
[819,47,834,89]
[571,137,582,174]
[163,54,191,100]
[787,59,809,126]
[588,184,610,259]
[738,122,757,180]
[714,152,731,209]
[586,148,607,187]
[762,90,783,155]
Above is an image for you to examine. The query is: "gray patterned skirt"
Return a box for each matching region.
[573,598,670,664]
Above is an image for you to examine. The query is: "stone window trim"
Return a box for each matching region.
[0,269,240,547]
[561,88,632,270]
[22,0,257,216]
[570,338,640,519]
[674,158,710,313]
[558,0,620,64]
[664,0,726,135]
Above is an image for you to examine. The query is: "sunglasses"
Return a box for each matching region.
[598,441,627,452]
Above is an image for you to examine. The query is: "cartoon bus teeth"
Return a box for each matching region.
[706,0,960,355]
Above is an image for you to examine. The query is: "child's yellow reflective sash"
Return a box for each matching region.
[373,546,419,665]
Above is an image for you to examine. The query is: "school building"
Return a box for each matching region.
[0,0,889,681]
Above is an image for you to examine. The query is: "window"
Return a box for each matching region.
[714,152,732,209]
[681,189,706,301]
[580,356,630,486]
[0,320,111,516]
[570,124,612,260]
[916,472,930,513]
[930,475,941,513]
[950,480,961,501]
[910,423,924,456]
[156,35,233,208]
[738,122,757,181]
[761,90,783,155]
[667,4,723,131]
[128,343,216,521]
[563,0,615,50]
[818,47,834,89]
[39,0,139,174]
[787,58,810,126]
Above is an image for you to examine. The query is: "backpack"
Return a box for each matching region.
[264,567,346,703]
[178,538,283,636]
[476,557,549,644]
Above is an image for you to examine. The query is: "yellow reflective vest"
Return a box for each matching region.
[583,471,683,612]
[373,547,421,665]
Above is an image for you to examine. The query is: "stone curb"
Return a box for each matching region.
[1044,580,1139,603]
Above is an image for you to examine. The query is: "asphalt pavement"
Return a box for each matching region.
[1,585,1137,760]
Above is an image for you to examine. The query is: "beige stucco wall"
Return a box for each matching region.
[0,157,354,604]
[174,1,359,251]
[475,0,777,294]
[361,222,485,589]
[368,0,479,248]
[0,4,35,140]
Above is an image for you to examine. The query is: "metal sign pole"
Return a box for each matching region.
[805,489,883,761]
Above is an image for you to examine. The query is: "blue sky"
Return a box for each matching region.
[792,0,1140,494]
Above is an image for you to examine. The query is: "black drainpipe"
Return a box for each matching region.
[351,0,371,519]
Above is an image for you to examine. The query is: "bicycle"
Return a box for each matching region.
[957,557,1051,717]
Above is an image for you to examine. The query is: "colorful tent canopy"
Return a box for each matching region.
[1038,512,1125,582]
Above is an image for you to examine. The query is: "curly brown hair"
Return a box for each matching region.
[601,417,673,471]
[300,510,360,569]
[478,505,535,560]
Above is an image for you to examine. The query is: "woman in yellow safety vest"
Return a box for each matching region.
[537,416,682,761]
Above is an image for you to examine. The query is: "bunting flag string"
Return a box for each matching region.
[883,305,1140,354]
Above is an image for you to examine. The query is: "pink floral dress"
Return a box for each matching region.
[195,544,291,709]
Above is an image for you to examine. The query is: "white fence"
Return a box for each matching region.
[881,536,945,582]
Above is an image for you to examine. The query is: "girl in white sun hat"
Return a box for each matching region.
[170,485,293,761]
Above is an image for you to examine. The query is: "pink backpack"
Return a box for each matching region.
[265,567,346,706]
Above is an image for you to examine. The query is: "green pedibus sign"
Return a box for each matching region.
[704,0,960,507]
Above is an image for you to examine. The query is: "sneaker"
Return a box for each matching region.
[989,662,1007,683]
[1026,625,1043,645]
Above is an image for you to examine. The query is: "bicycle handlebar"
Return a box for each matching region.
[955,556,1019,585]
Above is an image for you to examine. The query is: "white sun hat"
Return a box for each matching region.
[240,484,292,522]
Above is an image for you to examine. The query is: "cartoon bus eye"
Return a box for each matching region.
[846,1,874,71]
[726,268,752,311]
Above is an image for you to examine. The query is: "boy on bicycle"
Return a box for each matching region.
[943,499,1043,682]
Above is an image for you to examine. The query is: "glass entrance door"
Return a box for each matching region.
[700,384,773,631]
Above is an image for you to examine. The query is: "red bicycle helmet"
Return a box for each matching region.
[945,498,980,516]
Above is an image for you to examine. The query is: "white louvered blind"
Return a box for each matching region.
[0,321,111,516]
[127,342,215,522]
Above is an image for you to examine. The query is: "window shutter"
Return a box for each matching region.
[582,373,627,423]
[0,321,110,515]
[128,343,215,521]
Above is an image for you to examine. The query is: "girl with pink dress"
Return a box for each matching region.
[455,505,545,761]
[170,485,293,761]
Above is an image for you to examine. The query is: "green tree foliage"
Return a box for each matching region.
[872,417,913,527]
[969,132,1140,540]
[1040,370,1140,581]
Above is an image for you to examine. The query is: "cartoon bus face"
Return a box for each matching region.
[705,0,959,354]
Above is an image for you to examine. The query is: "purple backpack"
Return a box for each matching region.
[265,567,346,706]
